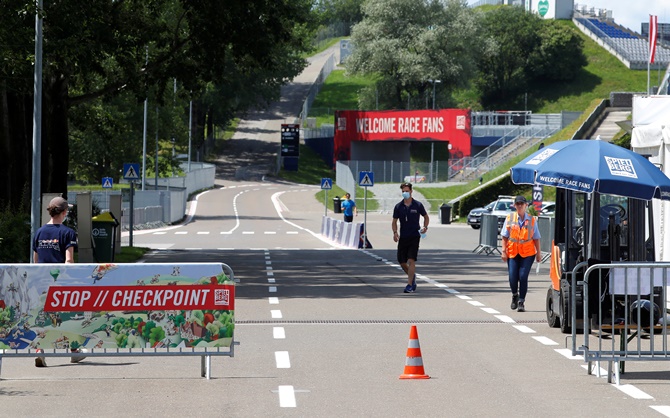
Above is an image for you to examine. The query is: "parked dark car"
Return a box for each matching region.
[467,196,515,230]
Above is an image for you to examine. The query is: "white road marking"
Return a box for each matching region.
[269,286,277,293]
[266,261,272,265]
[242,231,255,234]
[265,231,277,234]
[184,248,203,250]
[532,336,559,346]
[197,231,210,235]
[220,231,232,234]
[435,283,448,288]
[275,351,291,368]
[273,327,285,339]
[513,325,536,333]
[271,191,343,248]
[481,307,500,314]
[650,406,670,416]
[269,297,279,304]
[456,294,471,300]
[287,231,299,235]
[581,364,607,376]
[217,248,234,250]
[614,384,653,399]
[558,349,584,360]
[445,288,459,294]
[271,310,282,318]
[468,301,485,307]
[278,385,296,408]
[175,231,187,235]
[268,278,276,283]
[153,232,167,235]
[494,315,516,324]
[267,271,274,276]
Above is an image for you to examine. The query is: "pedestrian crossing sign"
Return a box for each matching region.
[123,163,140,180]
[102,177,113,189]
[359,171,374,187]
[321,178,332,190]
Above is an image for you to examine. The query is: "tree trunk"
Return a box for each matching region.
[42,74,70,200]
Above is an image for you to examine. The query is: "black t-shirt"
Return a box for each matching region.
[393,199,427,238]
[33,224,78,263]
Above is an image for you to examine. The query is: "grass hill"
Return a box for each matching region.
[302,20,647,212]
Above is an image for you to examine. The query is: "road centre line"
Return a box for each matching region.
[278,385,296,408]
[271,310,282,319]
[513,325,536,333]
[481,307,500,314]
[558,349,583,360]
[273,327,286,339]
[269,286,277,292]
[532,336,559,346]
[275,351,291,368]
[614,384,653,399]
[269,297,279,304]
[468,301,485,307]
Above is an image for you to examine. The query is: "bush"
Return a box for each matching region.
[0,205,31,263]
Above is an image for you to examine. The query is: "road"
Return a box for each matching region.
[4,179,670,417]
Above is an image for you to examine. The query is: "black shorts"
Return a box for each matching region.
[344,214,353,223]
[397,236,420,264]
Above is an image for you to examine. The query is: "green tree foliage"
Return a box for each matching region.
[314,0,365,26]
[0,0,317,209]
[346,0,482,110]
[475,6,587,107]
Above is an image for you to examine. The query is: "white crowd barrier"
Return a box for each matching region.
[320,216,372,249]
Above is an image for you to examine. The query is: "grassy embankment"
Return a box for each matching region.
[301,21,649,220]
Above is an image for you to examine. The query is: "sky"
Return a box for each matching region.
[579,1,669,33]
[466,1,670,35]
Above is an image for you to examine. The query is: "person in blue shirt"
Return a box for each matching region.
[32,196,86,366]
[33,197,77,264]
[392,183,429,293]
[340,193,358,222]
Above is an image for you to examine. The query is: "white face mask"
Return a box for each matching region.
[402,191,411,199]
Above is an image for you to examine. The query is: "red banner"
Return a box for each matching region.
[334,109,471,162]
[43,285,235,312]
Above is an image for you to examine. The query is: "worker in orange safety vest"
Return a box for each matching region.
[501,195,541,313]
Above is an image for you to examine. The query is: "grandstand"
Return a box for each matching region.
[573,5,670,70]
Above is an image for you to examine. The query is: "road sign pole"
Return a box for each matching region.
[324,189,328,217]
[363,187,368,249]
[129,181,134,247]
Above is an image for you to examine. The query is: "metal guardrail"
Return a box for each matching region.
[473,214,500,255]
[578,262,670,385]
[537,216,554,262]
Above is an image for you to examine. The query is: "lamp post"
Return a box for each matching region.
[428,79,441,110]
[428,79,441,182]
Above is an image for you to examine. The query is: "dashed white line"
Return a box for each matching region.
[494,315,516,323]
[558,349,584,360]
[286,231,299,234]
[197,231,210,235]
[271,310,282,319]
[242,231,255,235]
[265,231,277,235]
[273,327,286,339]
[269,286,277,293]
[175,231,187,235]
[275,351,291,368]
[278,385,296,408]
[268,278,276,283]
[481,307,500,314]
[269,297,279,304]
[267,271,274,276]
[532,336,559,346]
[614,384,653,399]
[468,301,485,307]
[153,232,167,235]
[650,406,670,416]
[266,261,272,265]
[513,325,536,333]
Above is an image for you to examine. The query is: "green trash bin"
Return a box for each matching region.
[92,212,119,262]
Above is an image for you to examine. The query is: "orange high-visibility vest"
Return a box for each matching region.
[505,212,537,258]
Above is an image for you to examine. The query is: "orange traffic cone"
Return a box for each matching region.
[399,325,430,379]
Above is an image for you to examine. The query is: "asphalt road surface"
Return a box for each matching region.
[4,179,670,417]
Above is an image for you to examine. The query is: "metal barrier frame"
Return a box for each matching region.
[0,263,237,380]
[577,262,670,384]
[473,214,500,255]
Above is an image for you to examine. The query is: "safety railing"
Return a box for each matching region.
[578,262,670,384]
[473,214,500,255]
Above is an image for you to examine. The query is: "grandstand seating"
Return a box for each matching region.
[575,17,670,68]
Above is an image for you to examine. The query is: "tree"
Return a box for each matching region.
[474,6,587,107]
[474,6,543,107]
[0,0,316,208]
[346,0,482,109]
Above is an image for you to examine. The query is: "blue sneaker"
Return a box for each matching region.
[411,275,417,292]
[403,284,414,293]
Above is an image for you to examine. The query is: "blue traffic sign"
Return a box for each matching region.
[102,177,113,189]
[123,163,140,180]
[359,171,374,187]
[321,178,332,190]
